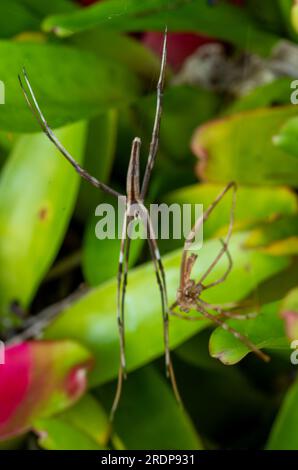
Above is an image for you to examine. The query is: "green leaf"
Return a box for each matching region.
[267,378,298,450]
[0,0,76,39]
[35,417,103,450]
[277,0,298,39]
[226,78,293,115]
[273,115,298,159]
[0,435,25,450]
[244,215,298,255]
[18,0,77,18]
[292,2,298,34]
[280,287,298,342]
[58,394,109,445]
[247,0,284,33]
[44,232,290,386]
[98,366,202,450]
[34,394,109,450]
[0,40,139,132]
[192,105,298,187]
[0,131,19,156]
[0,123,86,322]
[70,29,161,81]
[209,302,288,365]
[0,0,39,38]
[43,0,279,56]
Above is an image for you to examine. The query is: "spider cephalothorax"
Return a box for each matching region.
[177,279,203,313]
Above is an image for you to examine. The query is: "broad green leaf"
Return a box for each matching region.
[176,330,230,372]
[43,0,279,56]
[209,302,288,365]
[277,0,298,39]
[0,40,139,132]
[3,0,77,40]
[249,262,298,307]
[0,123,86,323]
[0,340,92,441]
[253,238,298,256]
[267,378,298,450]
[165,183,297,239]
[273,115,298,159]
[244,215,298,255]
[0,436,25,450]
[59,394,109,446]
[0,0,39,38]
[34,394,109,450]
[247,0,284,33]
[70,29,161,80]
[280,287,298,342]
[192,105,298,187]
[0,131,19,155]
[98,366,202,450]
[226,78,293,115]
[292,2,298,33]
[34,417,103,450]
[45,232,290,386]
[18,0,77,18]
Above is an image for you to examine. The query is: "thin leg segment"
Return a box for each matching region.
[141,30,167,200]
[179,182,236,294]
[196,305,270,362]
[199,238,233,290]
[169,305,269,362]
[110,212,132,420]
[198,183,236,288]
[140,204,182,405]
[19,69,120,199]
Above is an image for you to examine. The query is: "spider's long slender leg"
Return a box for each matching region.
[18,70,120,198]
[148,237,182,405]
[196,184,237,288]
[139,204,182,405]
[200,238,232,290]
[111,136,143,420]
[216,310,258,321]
[197,298,239,311]
[179,182,236,294]
[141,206,168,368]
[197,298,258,320]
[110,211,132,420]
[196,305,270,362]
[170,304,257,322]
[169,308,204,322]
[140,29,167,200]
[170,305,269,361]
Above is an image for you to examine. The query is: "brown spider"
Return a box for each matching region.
[171,182,270,363]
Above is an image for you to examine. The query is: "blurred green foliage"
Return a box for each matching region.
[0,0,298,451]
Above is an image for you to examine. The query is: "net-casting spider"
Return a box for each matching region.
[18,31,180,419]
[170,182,270,363]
